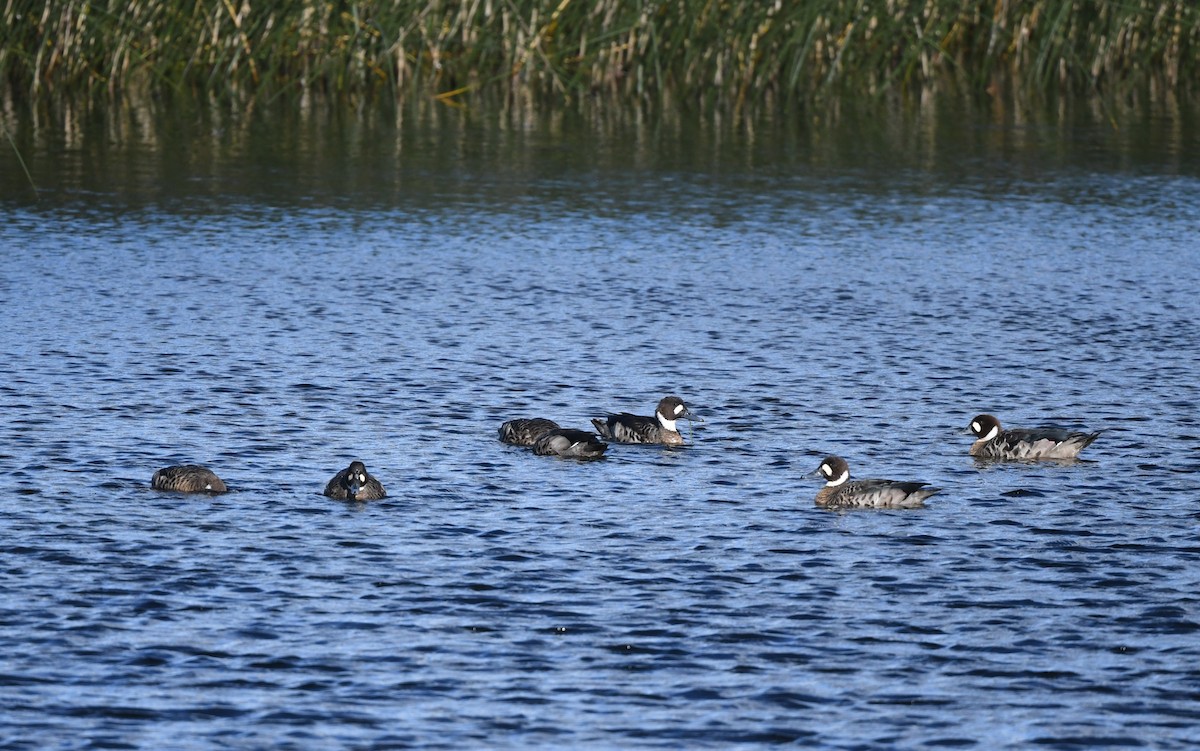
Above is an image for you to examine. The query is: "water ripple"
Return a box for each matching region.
[2,169,1199,749]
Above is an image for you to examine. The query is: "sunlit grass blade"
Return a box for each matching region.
[0,1,1194,104]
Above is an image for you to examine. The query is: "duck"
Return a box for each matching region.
[968,414,1102,461]
[498,418,561,446]
[810,455,940,509]
[531,428,607,459]
[324,460,387,501]
[591,396,698,445]
[151,465,228,494]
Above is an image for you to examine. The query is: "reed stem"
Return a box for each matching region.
[1,1,1195,103]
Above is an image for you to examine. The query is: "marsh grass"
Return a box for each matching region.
[1,1,1196,105]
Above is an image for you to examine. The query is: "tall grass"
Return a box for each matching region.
[1,1,1196,104]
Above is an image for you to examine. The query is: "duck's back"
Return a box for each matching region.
[152,465,227,494]
[532,429,607,459]
[591,413,666,444]
[978,427,1101,460]
[499,418,560,446]
[818,478,937,509]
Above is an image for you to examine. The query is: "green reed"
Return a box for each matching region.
[1,0,1196,103]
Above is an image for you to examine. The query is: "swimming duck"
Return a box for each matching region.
[151,465,228,494]
[498,418,561,446]
[531,428,607,459]
[591,396,697,445]
[810,455,940,509]
[968,414,1102,461]
[324,460,387,501]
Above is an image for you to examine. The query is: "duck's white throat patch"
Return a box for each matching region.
[980,425,999,441]
[823,466,849,487]
[658,415,678,432]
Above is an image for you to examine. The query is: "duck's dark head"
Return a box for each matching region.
[344,460,370,500]
[969,414,1001,441]
[655,396,697,431]
[812,455,850,486]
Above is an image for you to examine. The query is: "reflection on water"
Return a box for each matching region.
[1,94,1199,748]
[2,87,1199,207]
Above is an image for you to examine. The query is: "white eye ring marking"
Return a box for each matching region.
[674,403,685,415]
[820,463,832,476]
[970,421,981,433]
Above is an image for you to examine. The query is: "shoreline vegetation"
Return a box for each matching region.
[1,1,1196,108]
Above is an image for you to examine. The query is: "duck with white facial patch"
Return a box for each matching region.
[810,455,940,509]
[968,414,1102,461]
[324,460,387,501]
[591,396,699,445]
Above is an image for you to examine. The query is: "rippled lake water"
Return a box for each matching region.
[2,98,1200,749]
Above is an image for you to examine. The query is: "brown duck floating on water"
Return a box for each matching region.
[151,465,228,494]
[498,418,562,447]
[968,414,1102,461]
[324,460,387,501]
[809,455,940,510]
[499,418,606,459]
[591,396,699,445]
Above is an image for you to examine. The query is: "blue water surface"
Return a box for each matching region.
[2,102,1200,750]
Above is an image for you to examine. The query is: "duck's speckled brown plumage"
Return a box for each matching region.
[151,465,228,494]
[498,418,560,447]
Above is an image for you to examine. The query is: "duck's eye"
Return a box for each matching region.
[356,473,366,483]
[674,404,685,415]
